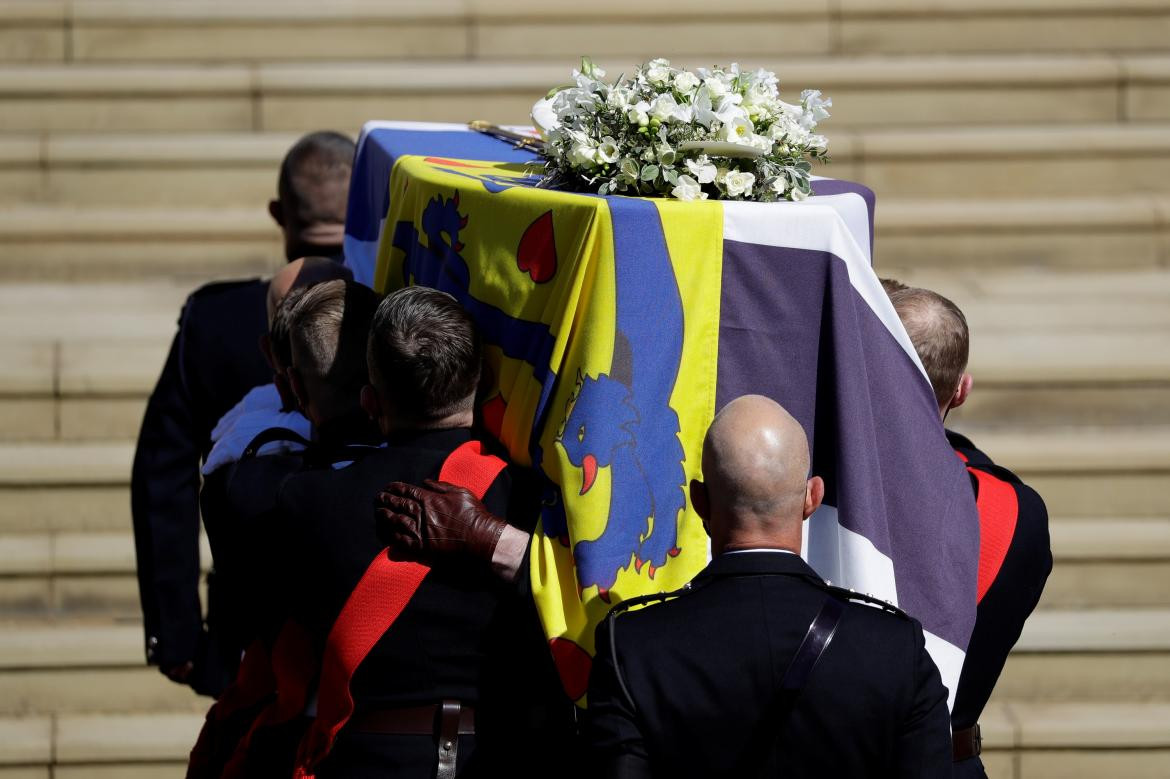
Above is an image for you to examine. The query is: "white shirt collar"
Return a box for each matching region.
[722,548,797,556]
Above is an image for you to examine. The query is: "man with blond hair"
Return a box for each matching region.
[889,285,1052,778]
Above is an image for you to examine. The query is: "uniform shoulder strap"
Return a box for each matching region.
[293,440,507,777]
[822,583,910,619]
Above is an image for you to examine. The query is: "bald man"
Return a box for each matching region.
[585,395,952,779]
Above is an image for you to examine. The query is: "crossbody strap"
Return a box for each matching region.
[732,594,845,778]
[293,440,507,778]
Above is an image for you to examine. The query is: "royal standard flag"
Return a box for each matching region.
[346,121,979,707]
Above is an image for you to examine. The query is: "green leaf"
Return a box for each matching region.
[640,164,660,181]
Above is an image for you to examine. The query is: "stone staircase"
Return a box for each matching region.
[1,1,1169,776]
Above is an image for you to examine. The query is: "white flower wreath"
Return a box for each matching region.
[534,58,831,202]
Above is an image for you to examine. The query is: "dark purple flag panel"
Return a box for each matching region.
[716,240,979,650]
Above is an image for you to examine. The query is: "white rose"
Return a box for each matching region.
[671,174,708,202]
[806,134,828,151]
[673,71,700,94]
[791,186,809,201]
[627,101,651,126]
[684,156,717,184]
[645,58,672,84]
[650,93,681,123]
[596,136,620,164]
[749,133,773,153]
[607,87,635,110]
[724,170,756,198]
[705,77,729,98]
[770,177,788,196]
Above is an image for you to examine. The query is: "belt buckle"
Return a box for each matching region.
[973,723,982,756]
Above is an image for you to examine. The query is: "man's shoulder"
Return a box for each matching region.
[188,277,266,304]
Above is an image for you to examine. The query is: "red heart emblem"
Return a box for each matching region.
[517,210,558,284]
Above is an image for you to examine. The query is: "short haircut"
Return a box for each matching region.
[880,276,908,296]
[277,131,356,227]
[270,285,307,371]
[288,279,380,414]
[367,286,481,423]
[890,287,970,408]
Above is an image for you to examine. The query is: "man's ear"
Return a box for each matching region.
[689,479,711,538]
[950,372,973,411]
[268,199,284,228]
[287,366,308,415]
[690,479,709,520]
[360,384,381,422]
[803,476,825,520]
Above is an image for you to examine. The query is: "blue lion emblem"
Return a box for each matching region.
[556,199,687,601]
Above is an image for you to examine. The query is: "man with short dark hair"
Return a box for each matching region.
[276,287,562,778]
[131,131,356,694]
[586,395,952,778]
[889,286,1052,779]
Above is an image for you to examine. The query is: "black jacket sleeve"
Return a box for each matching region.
[896,620,953,778]
[130,301,204,669]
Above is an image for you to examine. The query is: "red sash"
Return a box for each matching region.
[954,449,1020,604]
[293,440,506,778]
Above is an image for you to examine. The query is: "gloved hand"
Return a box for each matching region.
[375,479,507,565]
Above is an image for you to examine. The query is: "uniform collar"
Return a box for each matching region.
[382,426,475,450]
[695,548,824,585]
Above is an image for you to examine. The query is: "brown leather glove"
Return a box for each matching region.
[375,478,507,565]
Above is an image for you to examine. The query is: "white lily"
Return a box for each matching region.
[596,136,621,164]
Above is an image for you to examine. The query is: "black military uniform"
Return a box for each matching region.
[275,426,565,779]
[131,278,270,693]
[199,412,384,652]
[587,550,952,779]
[947,431,1052,778]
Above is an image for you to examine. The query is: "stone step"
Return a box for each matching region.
[2,125,1170,207]
[0,54,1165,132]
[0,712,202,777]
[3,0,1169,63]
[992,609,1170,703]
[1,195,1167,281]
[979,701,1170,779]
[1041,519,1170,609]
[941,427,1170,518]
[0,531,210,618]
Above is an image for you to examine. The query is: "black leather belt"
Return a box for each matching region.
[348,701,475,736]
[953,723,982,760]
